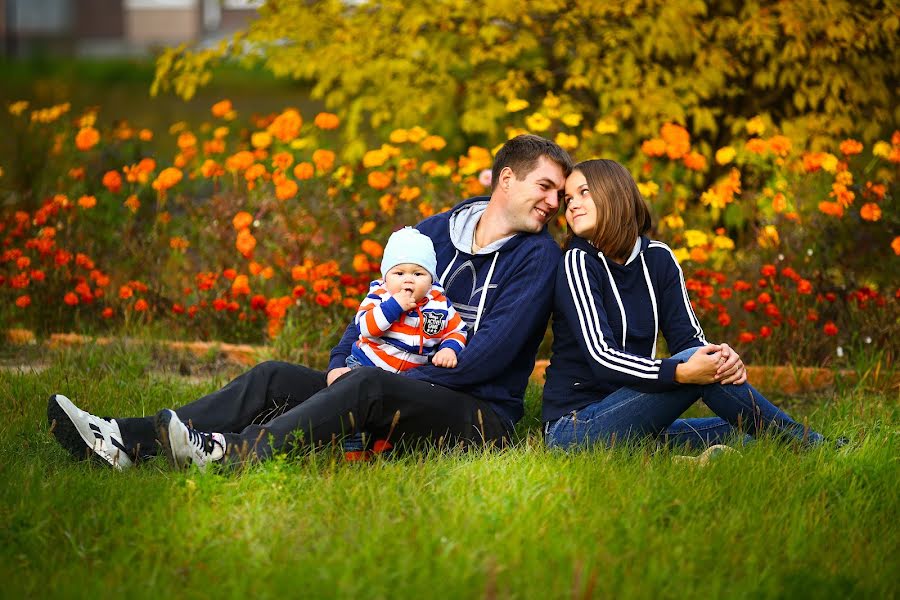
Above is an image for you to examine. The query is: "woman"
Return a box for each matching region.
[543,159,826,450]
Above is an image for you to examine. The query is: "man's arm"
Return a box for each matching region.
[405,243,558,388]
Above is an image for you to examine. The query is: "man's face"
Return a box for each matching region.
[500,156,566,234]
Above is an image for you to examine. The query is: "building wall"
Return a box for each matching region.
[125,6,200,45]
[76,0,125,38]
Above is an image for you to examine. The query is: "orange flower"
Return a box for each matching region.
[211,99,234,118]
[892,236,900,255]
[818,201,844,217]
[682,151,707,171]
[767,135,792,157]
[358,221,376,235]
[271,151,294,171]
[361,239,384,258]
[236,229,257,257]
[201,159,225,178]
[64,292,79,306]
[15,295,31,308]
[379,193,398,215]
[661,123,691,159]
[124,195,141,213]
[267,108,303,142]
[226,151,255,172]
[860,202,882,221]
[419,201,435,218]
[745,138,767,154]
[152,167,183,192]
[353,253,371,273]
[231,274,251,296]
[314,112,340,130]
[119,285,133,299]
[133,299,149,312]
[312,149,335,172]
[75,127,100,151]
[275,178,298,200]
[641,138,666,157]
[368,170,393,190]
[293,162,314,180]
[233,211,253,230]
[77,195,97,209]
[102,170,122,193]
[839,139,863,156]
[169,236,190,250]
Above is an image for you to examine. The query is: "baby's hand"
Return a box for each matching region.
[431,347,458,368]
[391,290,418,311]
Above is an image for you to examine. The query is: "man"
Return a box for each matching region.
[47,134,573,470]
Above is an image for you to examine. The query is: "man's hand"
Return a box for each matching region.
[326,367,351,386]
[716,343,748,385]
[391,289,418,312]
[431,347,458,368]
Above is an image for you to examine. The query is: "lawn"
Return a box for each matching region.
[1,343,897,598]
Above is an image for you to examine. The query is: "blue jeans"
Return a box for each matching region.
[546,347,824,450]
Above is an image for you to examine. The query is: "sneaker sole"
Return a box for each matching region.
[47,394,117,469]
[155,409,184,469]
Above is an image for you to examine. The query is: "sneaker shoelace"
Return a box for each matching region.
[187,427,223,456]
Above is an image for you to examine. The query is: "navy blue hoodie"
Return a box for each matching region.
[330,197,562,426]
[542,235,708,422]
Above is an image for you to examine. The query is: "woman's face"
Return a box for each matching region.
[564,170,597,239]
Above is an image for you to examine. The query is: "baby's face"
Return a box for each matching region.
[384,263,433,302]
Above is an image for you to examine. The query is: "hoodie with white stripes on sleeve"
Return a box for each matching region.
[542,235,708,422]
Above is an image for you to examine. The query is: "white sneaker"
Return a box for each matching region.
[672,444,739,466]
[47,394,134,470]
[155,409,226,471]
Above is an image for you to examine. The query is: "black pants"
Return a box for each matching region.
[117,362,513,461]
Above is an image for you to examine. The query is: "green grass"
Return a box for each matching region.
[1,343,898,598]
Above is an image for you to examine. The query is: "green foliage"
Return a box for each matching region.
[152,0,900,154]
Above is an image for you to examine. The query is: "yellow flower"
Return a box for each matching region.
[506,98,529,112]
[873,141,891,159]
[713,235,735,250]
[542,92,561,109]
[593,118,618,134]
[637,181,659,198]
[561,113,583,127]
[363,149,389,168]
[169,121,188,135]
[746,116,766,136]
[506,127,529,139]
[213,126,229,139]
[715,146,736,165]
[757,225,780,248]
[389,129,409,144]
[835,170,853,186]
[820,153,839,173]
[661,214,684,230]
[251,131,272,149]
[420,135,446,151]
[554,132,579,151]
[684,230,709,248]
[673,247,690,263]
[525,112,551,132]
[8,101,28,116]
[700,188,726,210]
[406,126,427,143]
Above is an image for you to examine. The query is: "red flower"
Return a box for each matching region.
[717,312,732,327]
[738,331,756,343]
[315,292,333,307]
[292,285,307,298]
[15,295,31,308]
[133,299,149,312]
[64,292,79,306]
[760,264,776,277]
[759,326,772,338]
[212,298,228,311]
[250,294,268,310]
[823,322,838,336]
[757,292,772,304]
[797,279,813,294]
[743,300,757,312]
[101,307,114,319]
[172,303,185,314]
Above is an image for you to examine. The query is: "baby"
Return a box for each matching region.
[348,226,467,371]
